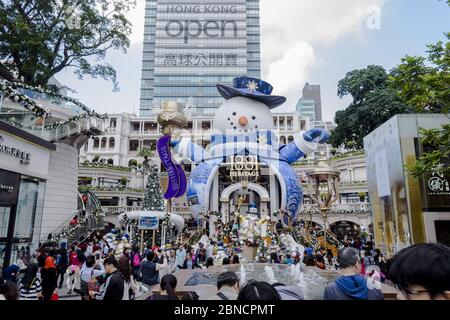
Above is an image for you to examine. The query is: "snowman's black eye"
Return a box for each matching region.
[252,116,256,120]
[232,112,236,116]
[227,118,230,121]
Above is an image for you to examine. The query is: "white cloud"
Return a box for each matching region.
[261,0,385,110]
[128,0,146,44]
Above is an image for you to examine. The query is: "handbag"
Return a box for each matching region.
[88,269,101,292]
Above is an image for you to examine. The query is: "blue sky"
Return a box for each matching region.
[308,0,450,120]
[57,0,450,121]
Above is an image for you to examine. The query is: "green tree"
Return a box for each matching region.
[330,65,411,149]
[390,32,450,177]
[0,0,136,91]
[143,164,165,211]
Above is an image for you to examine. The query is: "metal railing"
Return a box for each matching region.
[103,206,142,215]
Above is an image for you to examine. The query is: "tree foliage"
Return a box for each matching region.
[389,33,450,113]
[390,31,450,177]
[143,164,165,212]
[0,0,136,91]
[330,65,411,149]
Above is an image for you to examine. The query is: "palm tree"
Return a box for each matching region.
[138,148,153,173]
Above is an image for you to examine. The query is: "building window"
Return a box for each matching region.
[131,122,141,133]
[109,137,115,149]
[107,159,114,165]
[93,137,99,148]
[144,122,158,133]
[280,136,286,145]
[110,118,117,128]
[288,136,294,143]
[202,121,211,131]
[84,142,88,151]
[129,140,139,151]
[101,137,107,148]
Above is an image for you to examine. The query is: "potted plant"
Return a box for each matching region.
[92,155,100,163]
[358,192,366,202]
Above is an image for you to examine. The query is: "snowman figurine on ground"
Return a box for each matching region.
[171,77,330,225]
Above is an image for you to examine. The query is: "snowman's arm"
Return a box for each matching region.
[172,138,209,163]
[279,129,330,164]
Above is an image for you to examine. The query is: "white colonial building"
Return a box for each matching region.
[78,112,371,240]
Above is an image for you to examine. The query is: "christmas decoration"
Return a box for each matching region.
[142,164,165,211]
[0,77,106,130]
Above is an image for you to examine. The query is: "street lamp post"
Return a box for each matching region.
[305,156,340,252]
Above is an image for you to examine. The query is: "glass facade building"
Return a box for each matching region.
[139,0,261,117]
[296,99,316,122]
[364,114,450,257]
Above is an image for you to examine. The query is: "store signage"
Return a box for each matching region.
[138,216,159,230]
[0,135,31,164]
[229,155,259,178]
[0,170,21,205]
[422,172,450,210]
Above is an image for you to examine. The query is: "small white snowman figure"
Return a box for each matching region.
[171,77,329,225]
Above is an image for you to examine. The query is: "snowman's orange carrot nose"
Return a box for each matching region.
[239,116,248,126]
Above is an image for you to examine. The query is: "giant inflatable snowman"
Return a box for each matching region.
[170,77,330,225]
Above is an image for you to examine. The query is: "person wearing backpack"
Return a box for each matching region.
[130,246,142,281]
[364,249,376,275]
[207,272,239,300]
[18,263,42,300]
[56,248,69,289]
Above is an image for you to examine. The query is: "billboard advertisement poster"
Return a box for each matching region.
[138,216,159,230]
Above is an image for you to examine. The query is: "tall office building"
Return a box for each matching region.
[139,0,261,117]
[296,99,316,121]
[299,83,322,122]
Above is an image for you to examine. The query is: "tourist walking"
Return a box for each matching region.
[79,255,105,300]
[130,246,142,281]
[323,247,383,300]
[40,256,58,301]
[118,255,138,300]
[175,245,186,270]
[55,248,69,289]
[18,263,42,300]
[140,252,167,287]
[89,256,124,300]
[0,275,18,300]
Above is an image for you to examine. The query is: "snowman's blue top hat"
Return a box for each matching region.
[216,77,286,109]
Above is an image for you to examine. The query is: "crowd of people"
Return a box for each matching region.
[1,227,449,301]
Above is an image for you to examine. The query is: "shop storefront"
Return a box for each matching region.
[364,114,450,257]
[0,121,55,271]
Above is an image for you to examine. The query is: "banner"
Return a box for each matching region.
[157,135,187,199]
[138,216,159,230]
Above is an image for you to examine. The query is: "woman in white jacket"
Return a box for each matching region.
[79,256,105,299]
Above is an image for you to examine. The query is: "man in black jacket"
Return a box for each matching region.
[89,256,124,300]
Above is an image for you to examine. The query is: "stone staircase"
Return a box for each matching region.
[43,191,105,248]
